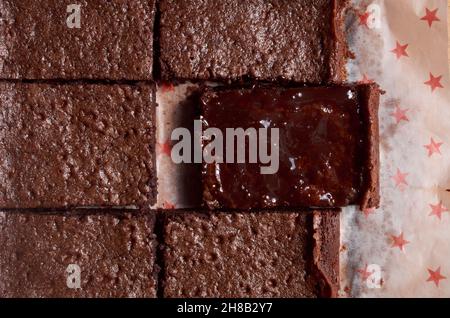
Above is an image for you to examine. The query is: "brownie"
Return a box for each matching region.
[163,210,340,298]
[159,0,349,83]
[201,84,380,210]
[0,210,158,298]
[0,82,156,209]
[0,0,155,80]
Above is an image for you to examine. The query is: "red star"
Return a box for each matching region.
[424,138,443,157]
[357,265,373,282]
[391,106,409,124]
[427,267,446,287]
[362,207,376,218]
[421,8,440,27]
[162,201,176,209]
[429,201,448,220]
[157,141,172,157]
[358,11,371,27]
[160,83,175,93]
[391,41,409,59]
[424,73,444,92]
[392,168,408,189]
[343,286,352,296]
[360,74,374,84]
[391,232,410,251]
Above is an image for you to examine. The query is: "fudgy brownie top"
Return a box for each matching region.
[163,210,340,298]
[160,0,348,83]
[0,0,155,80]
[0,82,156,209]
[202,84,380,210]
[0,211,158,298]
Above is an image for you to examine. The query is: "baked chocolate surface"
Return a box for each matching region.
[202,84,380,210]
[159,0,348,83]
[0,82,156,209]
[163,210,340,298]
[0,0,155,80]
[0,211,158,298]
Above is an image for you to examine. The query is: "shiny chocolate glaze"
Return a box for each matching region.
[202,86,366,209]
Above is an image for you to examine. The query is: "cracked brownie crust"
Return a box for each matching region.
[162,210,340,298]
[0,82,156,209]
[160,0,349,83]
[0,0,155,80]
[0,210,158,298]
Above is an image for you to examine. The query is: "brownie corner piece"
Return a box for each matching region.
[0,210,158,298]
[162,210,340,298]
[159,0,349,83]
[0,0,155,80]
[0,82,157,209]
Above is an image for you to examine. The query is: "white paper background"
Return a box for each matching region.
[342,0,450,298]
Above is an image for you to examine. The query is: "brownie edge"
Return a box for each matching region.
[312,211,341,298]
[358,84,381,210]
[329,0,350,83]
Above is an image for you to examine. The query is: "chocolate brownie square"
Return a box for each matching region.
[0,0,155,80]
[159,0,349,83]
[201,84,380,210]
[0,82,156,209]
[162,210,340,298]
[0,210,158,298]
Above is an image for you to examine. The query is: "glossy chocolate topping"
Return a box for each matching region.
[202,86,367,209]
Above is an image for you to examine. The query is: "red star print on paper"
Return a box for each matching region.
[391,106,409,124]
[424,73,444,92]
[157,141,172,157]
[360,74,374,84]
[391,41,409,59]
[160,83,175,93]
[424,138,443,157]
[343,286,352,296]
[392,169,408,189]
[362,208,376,218]
[429,201,448,220]
[427,267,446,287]
[162,201,176,209]
[391,232,410,251]
[421,8,440,27]
[357,265,373,282]
[358,11,370,27]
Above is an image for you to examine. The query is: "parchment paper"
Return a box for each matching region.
[341,0,450,298]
